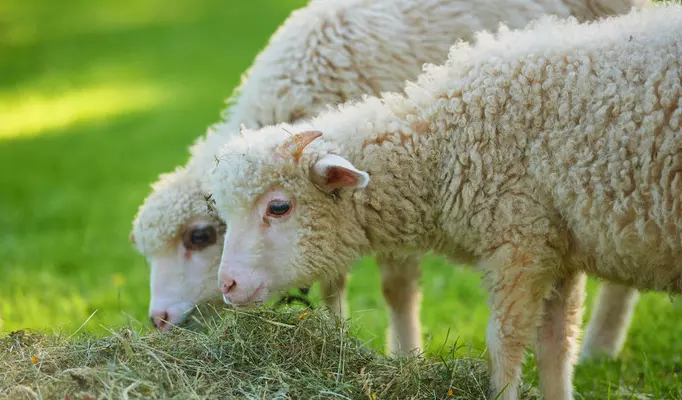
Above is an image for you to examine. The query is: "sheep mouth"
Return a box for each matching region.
[245,284,265,303]
[223,283,266,308]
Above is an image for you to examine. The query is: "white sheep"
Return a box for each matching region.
[131,0,649,355]
[210,4,682,399]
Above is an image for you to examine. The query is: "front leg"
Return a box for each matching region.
[319,273,349,319]
[482,244,558,400]
[581,282,638,360]
[377,253,423,355]
[534,272,586,400]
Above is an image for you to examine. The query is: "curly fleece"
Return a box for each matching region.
[210,4,682,399]
[131,0,649,264]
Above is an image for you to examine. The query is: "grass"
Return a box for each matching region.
[1,307,514,399]
[0,0,681,398]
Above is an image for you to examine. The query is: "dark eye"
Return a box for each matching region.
[267,200,292,217]
[182,226,217,250]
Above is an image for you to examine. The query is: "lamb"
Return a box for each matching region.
[130,0,649,354]
[210,4,682,399]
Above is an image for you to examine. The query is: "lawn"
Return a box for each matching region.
[1,0,681,398]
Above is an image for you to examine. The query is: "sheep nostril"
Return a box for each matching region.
[158,312,169,329]
[221,278,237,295]
[150,311,171,330]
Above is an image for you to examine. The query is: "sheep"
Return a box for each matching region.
[209,4,682,399]
[130,0,649,353]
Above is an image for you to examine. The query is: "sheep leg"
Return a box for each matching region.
[534,272,586,400]
[482,244,557,400]
[319,273,348,319]
[377,253,423,355]
[580,282,638,360]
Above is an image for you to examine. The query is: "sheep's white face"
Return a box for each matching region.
[216,140,371,307]
[217,188,300,307]
[144,217,225,331]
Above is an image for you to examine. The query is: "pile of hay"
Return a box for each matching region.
[0,307,537,399]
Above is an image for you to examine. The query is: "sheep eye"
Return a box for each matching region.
[267,200,291,217]
[183,226,217,250]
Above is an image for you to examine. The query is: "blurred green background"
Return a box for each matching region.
[1,0,681,397]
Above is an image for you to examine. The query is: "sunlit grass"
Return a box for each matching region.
[0,83,168,139]
[1,0,209,48]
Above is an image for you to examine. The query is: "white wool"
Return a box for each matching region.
[188,0,650,175]
[131,166,214,255]
[134,0,650,254]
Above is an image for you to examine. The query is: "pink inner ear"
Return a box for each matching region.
[326,166,357,189]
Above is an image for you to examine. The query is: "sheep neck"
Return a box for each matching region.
[332,79,552,265]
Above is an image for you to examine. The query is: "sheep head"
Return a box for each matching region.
[131,168,226,331]
[210,126,371,308]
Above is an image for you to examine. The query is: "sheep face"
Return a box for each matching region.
[145,216,225,330]
[212,130,370,307]
[131,171,226,331]
[216,187,299,307]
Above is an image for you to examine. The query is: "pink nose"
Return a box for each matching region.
[221,277,237,295]
[149,310,171,331]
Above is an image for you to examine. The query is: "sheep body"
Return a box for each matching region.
[211,4,682,399]
[189,0,650,174]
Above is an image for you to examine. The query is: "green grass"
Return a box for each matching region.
[1,0,681,398]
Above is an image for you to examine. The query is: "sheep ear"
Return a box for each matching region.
[129,232,136,244]
[311,154,369,191]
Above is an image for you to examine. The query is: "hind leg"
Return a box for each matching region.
[581,282,638,360]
